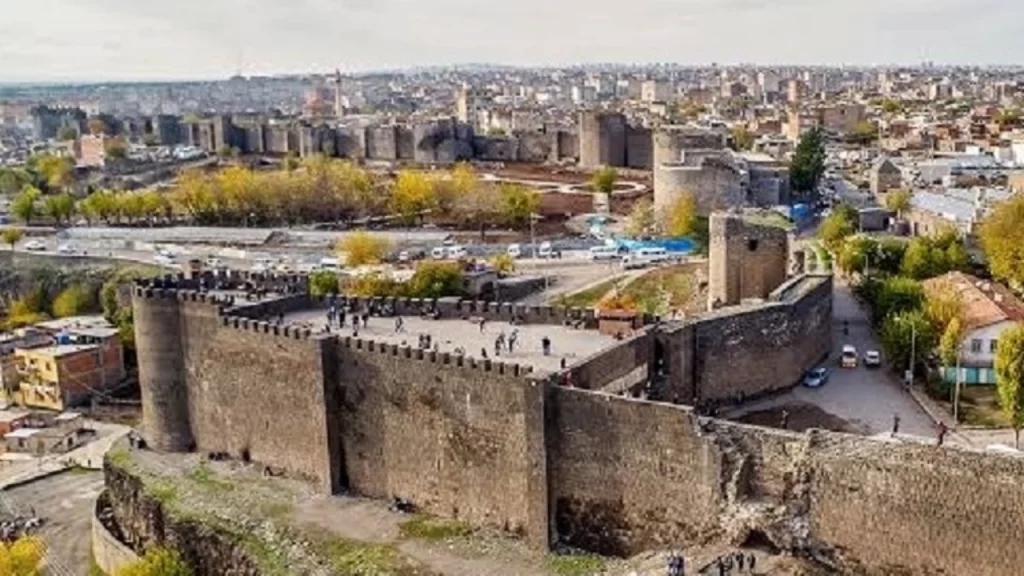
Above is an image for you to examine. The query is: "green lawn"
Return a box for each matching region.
[553,276,625,308]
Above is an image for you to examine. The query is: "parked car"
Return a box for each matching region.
[507,244,522,259]
[538,241,553,259]
[864,350,882,368]
[841,345,858,368]
[24,240,45,251]
[803,367,830,388]
[57,244,75,255]
[204,257,224,269]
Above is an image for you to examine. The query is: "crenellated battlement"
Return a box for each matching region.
[337,334,535,378]
[218,315,315,340]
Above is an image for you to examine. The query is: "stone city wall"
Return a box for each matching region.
[91,493,141,575]
[560,329,653,392]
[660,275,832,407]
[331,337,548,547]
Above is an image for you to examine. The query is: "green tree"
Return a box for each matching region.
[881,309,935,374]
[1,227,24,250]
[876,238,907,275]
[406,262,465,298]
[939,317,964,368]
[0,168,33,196]
[944,240,970,272]
[881,99,904,115]
[105,138,128,159]
[729,126,755,151]
[818,211,855,254]
[336,231,392,266]
[42,192,75,226]
[625,198,655,237]
[847,121,879,145]
[925,284,963,336]
[52,285,94,318]
[10,186,41,224]
[995,325,1024,448]
[309,270,340,297]
[789,127,826,199]
[979,195,1024,288]
[498,183,538,230]
[30,154,74,191]
[58,126,78,141]
[872,276,925,323]
[591,166,618,194]
[901,237,938,279]
[885,188,913,220]
[662,192,699,238]
[838,235,879,275]
[116,546,192,576]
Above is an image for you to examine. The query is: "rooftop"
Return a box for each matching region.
[5,427,41,439]
[20,343,99,358]
[923,272,1024,331]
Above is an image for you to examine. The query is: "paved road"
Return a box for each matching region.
[727,280,938,438]
[3,470,104,576]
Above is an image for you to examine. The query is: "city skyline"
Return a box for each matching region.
[1,0,1022,82]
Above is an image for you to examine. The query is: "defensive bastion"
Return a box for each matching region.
[101,270,1024,575]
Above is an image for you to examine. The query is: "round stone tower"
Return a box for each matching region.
[132,286,193,452]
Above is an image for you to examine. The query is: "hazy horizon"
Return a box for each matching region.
[1,0,1021,82]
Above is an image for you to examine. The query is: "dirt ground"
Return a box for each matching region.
[3,469,105,576]
[736,402,862,434]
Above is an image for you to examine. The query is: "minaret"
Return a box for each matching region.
[333,69,343,118]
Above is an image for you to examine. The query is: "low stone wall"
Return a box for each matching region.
[92,492,141,575]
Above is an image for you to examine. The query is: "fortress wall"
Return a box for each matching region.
[333,338,548,547]
[562,330,653,391]
[807,434,1024,576]
[544,387,724,556]
[179,301,337,492]
[336,295,598,329]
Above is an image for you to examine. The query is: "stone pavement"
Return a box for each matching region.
[285,309,617,374]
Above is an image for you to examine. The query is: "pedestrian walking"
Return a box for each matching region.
[892,413,901,436]
[938,421,948,446]
[395,317,404,333]
[780,409,790,430]
[541,336,551,356]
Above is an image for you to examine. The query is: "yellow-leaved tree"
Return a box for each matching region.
[0,536,46,576]
[116,547,192,576]
[661,192,699,238]
[390,170,436,225]
[336,231,393,267]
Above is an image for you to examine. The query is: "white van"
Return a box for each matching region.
[841,345,858,368]
[507,244,522,259]
[622,247,668,269]
[319,257,342,272]
[431,247,447,260]
[446,245,468,259]
[538,241,553,259]
[589,245,619,261]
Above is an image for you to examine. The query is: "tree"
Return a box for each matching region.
[42,192,75,226]
[591,166,618,194]
[838,235,878,275]
[876,238,907,275]
[870,276,925,323]
[995,325,1024,448]
[105,138,128,159]
[980,194,1024,286]
[0,536,45,576]
[661,192,698,238]
[885,188,913,220]
[2,227,24,250]
[282,152,300,171]
[789,127,826,199]
[0,167,33,196]
[489,253,516,273]
[818,211,855,254]
[729,126,755,151]
[30,154,74,191]
[10,186,41,224]
[406,262,465,299]
[498,183,538,230]
[625,198,655,237]
[880,99,904,115]
[925,284,963,336]
[337,231,392,266]
[391,170,435,224]
[900,238,937,280]
[52,284,94,318]
[454,184,501,240]
[309,271,340,297]
[117,546,192,576]
[88,118,110,135]
[848,121,879,145]
[58,126,78,141]
[881,309,935,374]
[939,317,964,368]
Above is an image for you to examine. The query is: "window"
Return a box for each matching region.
[990,340,999,354]
[747,239,759,251]
[970,339,983,353]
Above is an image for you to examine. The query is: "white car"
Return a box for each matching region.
[538,241,553,259]
[57,244,75,255]
[204,257,224,269]
[506,244,522,259]
[154,254,176,266]
[864,350,882,368]
[24,240,46,251]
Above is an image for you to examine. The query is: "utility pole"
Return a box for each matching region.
[907,322,917,390]
[953,338,963,426]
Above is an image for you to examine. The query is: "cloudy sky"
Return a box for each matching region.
[0,0,1020,81]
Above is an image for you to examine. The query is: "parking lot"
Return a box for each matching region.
[726,281,938,438]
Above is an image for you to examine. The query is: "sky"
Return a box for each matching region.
[0,0,1021,82]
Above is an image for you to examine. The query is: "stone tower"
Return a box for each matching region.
[707,213,790,309]
[132,286,193,452]
[333,69,344,118]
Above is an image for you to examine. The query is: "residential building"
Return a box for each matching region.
[76,134,108,167]
[12,334,123,411]
[923,272,1024,385]
[870,157,903,196]
[3,412,85,455]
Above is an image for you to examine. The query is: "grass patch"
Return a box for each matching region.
[146,480,178,505]
[958,387,1010,427]
[106,447,132,469]
[67,465,98,475]
[398,514,471,541]
[259,501,295,520]
[619,265,699,315]
[549,552,607,576]
[304,525,429,576]
[554,276,624,308]
[744,210,796,231]
[186,461,234,492]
